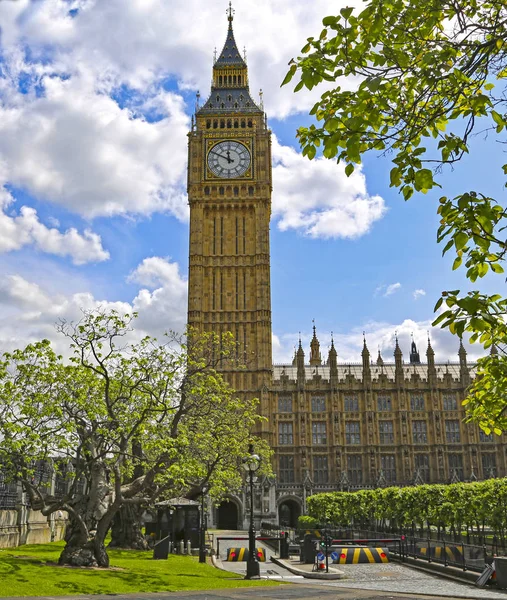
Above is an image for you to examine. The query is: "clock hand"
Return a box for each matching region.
[226,151,233,164]
[210,149,233,163]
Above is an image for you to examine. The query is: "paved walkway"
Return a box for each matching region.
[212,531,507,599]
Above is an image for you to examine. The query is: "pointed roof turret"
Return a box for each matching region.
[198,4,262,114]
[394,334,402,358]
[376,349,384,366]
[426,334,435,358]
[328,334,338,381]
[215,2,247,67]
[309,321,322,366]
[409,335,421,364]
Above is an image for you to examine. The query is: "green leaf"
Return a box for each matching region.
[345,163,354,177]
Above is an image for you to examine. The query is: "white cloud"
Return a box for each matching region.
[413,289,426,300]
[0,0,361,119]
[272,137,386,238]
[374,283,402,298]
[0,187,108,264]
[0,257,188,355]
[0,72,190,219]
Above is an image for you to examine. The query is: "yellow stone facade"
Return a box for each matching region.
[188,10,506,529]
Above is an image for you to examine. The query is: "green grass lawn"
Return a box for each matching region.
[0,541,281,597]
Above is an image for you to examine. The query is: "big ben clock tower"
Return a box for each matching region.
[187,4,273,394]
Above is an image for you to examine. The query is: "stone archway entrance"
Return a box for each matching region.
[217,500,239,530]
[278,499,301,528]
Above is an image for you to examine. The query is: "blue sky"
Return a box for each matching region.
[0,0,502,363]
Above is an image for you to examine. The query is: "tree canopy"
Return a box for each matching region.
[284,0,507,432]
[0,310,271,566]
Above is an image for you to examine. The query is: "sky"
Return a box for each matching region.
[0,0,502,365]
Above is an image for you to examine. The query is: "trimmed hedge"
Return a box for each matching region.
[307,478,507,537]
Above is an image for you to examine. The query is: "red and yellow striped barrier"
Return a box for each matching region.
[418,545,462,561]
[226,547,266,562]
[333,547,389,564]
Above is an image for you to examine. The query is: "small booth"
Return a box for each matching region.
[153,497,200,553]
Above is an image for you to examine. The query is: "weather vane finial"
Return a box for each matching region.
[227,1,234,22]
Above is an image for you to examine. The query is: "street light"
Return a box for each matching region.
[242,445,261,580]
[199,484,209,563]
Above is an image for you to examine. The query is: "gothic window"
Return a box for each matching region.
[240,94,244,102]
[204,187,210,196]
[445,420,461,443]
[345,421,361,445]
[234,103,239,109]
[227,119,232,128]
[233,75,237,85]
[344,395,359,412]
[448,454,464,480]
[379,421,394,445]
[248,119,253,127]
[479,430,494,443]
[381,455,396,483]
[218,76,222,86]
[221,103,225,109]
[220,119,225,128]
[278,396,292,413]
[233,186,239,197]
[279,455,294,483]
[228,95,232,102]
[482,453,497,478]
[312,422,327,445]
[311,396,326,412]
[206,120,211,129]
[412,420,428,444]
[219,186,225,196]
[234,119,239,127]
[248,186,254,196]
[415,454,430,482]
[377,395,392,411]
[238,76,242,85]
[213,120,218,129]
[443,394,458,411]
[347,454,362,484]
[216,95,220,102]
[410,394,425,411]
[241,119,246,128]
[313,455,328,484]
[278,422,293,445]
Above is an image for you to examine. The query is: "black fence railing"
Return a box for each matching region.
[299,528,491,573]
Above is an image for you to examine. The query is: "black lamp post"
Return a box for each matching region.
[243,446,261,580]
[199,485,209,563]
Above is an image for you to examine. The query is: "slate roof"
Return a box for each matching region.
[198,88,262,114]
[272,363,477,383]
[216,20,246,67]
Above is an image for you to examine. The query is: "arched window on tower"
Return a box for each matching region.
[238,76,242,85]
[248,186,254,196]
[204,187,210,196]
[220,119,225,128]
[213,119,218,129]
[219,186,225,196]
[234,119,239,127]
[233,186,239,197]
[227,119,232,128]
[248,119,253,128]
[241,119,246,128]
[218,76,223,86]
[206,120,211,129]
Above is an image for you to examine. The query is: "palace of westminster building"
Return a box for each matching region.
[187,7,506,529]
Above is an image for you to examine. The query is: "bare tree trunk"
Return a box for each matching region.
[109,503,148,550]
[58,462,114,568]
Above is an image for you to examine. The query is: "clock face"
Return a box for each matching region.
[207,140,251,179]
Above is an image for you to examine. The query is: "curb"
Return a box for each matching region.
[271,556,344,580]
[391,555,480,584]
